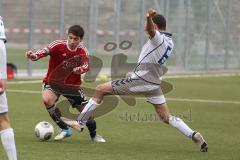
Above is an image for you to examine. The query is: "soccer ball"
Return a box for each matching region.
[34,121,54,141]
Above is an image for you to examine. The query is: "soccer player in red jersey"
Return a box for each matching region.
[26,25,105,142]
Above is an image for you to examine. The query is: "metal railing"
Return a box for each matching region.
[0,0,239,75]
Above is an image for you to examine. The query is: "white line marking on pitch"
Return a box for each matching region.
[166,98,240,105]
[6,73,240,84]
[7,89,41,94]
[165,73,240,79]
[7,89,240,105]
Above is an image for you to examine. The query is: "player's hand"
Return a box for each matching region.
[73,67,83,75]
[0,79,6,95]
[146,8,157,18]
[26,51,38,61]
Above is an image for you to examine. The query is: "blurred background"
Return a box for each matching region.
[0,0,239,77]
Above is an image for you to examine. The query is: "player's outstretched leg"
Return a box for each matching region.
[61,98,99,132]
[60,116,84,132]
[169,115,208,152]
[154,103,208,152]
[76,82,113,126]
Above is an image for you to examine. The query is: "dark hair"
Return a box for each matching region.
[152,14,166,30]
[68,25,84,39]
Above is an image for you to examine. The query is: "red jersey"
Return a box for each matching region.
[42,39,89,87]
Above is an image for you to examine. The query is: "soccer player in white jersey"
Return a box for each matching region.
[0,16,17,160]
[63,9,208,152]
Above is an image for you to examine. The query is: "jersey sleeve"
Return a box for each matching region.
[33,40,62,60]
[0,16,7,43]
[0,41,7,79]
[46,40,63,55]
[150,30,164,46]
[81,47,90,73]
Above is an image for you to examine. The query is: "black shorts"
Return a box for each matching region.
[42,83,88,108]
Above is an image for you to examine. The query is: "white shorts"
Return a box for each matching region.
[0,92,8,114]
[112,77,166,105]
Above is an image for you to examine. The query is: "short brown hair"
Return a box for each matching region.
[68,25,84,39]
[152,14,166,30]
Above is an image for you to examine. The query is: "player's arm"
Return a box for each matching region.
[25,39,61,61]
[145,8,157,39]
[73,45,90,74]
[25,47,49,61]
[0,79,6,95]
[73,56,89,74]
[0,41,7,94]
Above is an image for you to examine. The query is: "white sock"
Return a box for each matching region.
[77,98,99,123]
[169,115,194,138]
[0,128,17,160]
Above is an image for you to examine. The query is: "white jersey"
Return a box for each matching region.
[0,16,7,79]
[133,30,174,84]
[0,16,7,43]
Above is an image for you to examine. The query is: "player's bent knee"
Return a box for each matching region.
[42,98,55,108]
[95,84,103,91]
[95,84,107,95]
[42,90,58,108]
[160,114,170,124]
[0,116,10,130]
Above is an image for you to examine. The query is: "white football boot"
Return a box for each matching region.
[60,117,85,132]
[192,132,208,152]
[91,134,106,143]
